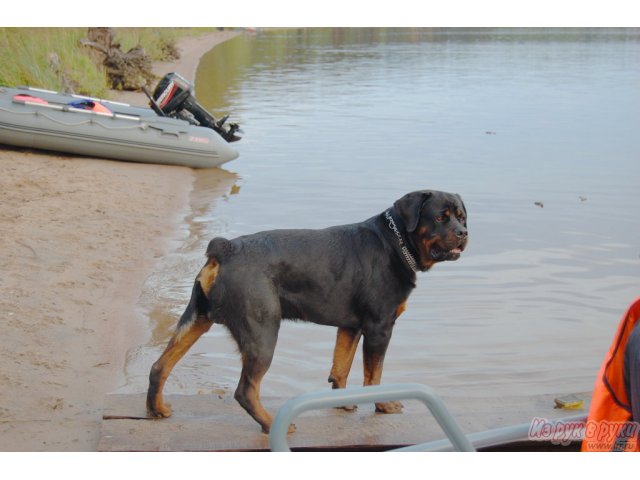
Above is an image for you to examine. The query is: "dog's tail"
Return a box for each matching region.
[175,239,231,331]
[176,277,211,330]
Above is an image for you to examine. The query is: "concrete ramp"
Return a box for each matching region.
[98,391,589,451]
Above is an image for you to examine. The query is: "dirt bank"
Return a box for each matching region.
[0,29,239,451]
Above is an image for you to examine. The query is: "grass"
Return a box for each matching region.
[0,27,214,98]
[116,28,214,62]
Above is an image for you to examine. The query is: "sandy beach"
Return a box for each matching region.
[0,29,239,451]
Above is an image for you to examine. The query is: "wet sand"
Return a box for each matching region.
[0,30,239,451]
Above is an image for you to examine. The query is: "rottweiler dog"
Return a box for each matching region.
[147,190,468,433]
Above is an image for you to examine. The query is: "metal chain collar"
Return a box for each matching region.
[384,210,419,273]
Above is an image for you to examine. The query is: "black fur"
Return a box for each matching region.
[147,189,468,432]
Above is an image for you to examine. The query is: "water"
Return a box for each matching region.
[124,28,640,402]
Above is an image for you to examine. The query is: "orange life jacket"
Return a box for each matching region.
[582,298,640,452]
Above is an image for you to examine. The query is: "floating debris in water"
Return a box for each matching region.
[534,201,544,208]
[554,394,585,410]
[579,196,587,202]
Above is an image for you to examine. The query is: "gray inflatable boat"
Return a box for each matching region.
[0,75,240,168]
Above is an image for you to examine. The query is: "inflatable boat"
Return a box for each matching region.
[0,73,241,168]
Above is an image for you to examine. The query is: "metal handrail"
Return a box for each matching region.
[393,414,587,451]
[269,383,476,452]
[269,383,588,452]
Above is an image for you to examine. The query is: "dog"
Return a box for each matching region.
[147,189,468,433]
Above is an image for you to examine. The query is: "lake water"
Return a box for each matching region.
[123,28,640,404]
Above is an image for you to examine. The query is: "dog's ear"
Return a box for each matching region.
[394,191,433,232]
[456,194,467,216]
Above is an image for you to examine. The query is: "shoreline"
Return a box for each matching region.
[0,29,240,451]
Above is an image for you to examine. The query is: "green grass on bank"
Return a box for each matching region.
[0,27,214,97]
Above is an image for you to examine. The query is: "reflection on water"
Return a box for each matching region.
[124,28,640,402]
[124,168,240,389]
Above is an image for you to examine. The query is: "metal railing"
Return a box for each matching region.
[269,383,475,451]
[269,383,587,452]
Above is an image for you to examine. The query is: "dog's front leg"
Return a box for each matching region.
[363,328,403,414]
[328,327,362,389]
[328,327,362,411]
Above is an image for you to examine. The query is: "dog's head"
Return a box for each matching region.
[394,190,468,271]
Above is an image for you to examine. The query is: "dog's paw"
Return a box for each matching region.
[147,402,172,419]
[261,423,297,435]
[375,401,403,414]
[334,404,358,412]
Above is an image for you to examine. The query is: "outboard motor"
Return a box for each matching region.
[147,72,241,143]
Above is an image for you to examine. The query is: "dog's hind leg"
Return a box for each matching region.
[147,315,213,418]
[231,317,291,434]
[146,259,217,418]
[235,351,276,434]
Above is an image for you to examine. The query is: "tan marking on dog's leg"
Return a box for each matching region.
[328,327,362,411]
[363,344,403,414]
[328,327,362,389]
[235,356,295,434]
[239,371,272,433]
[363,350,384,386]
[197,258,219,298]
[147,319,213,418]
[394,300,407,319]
